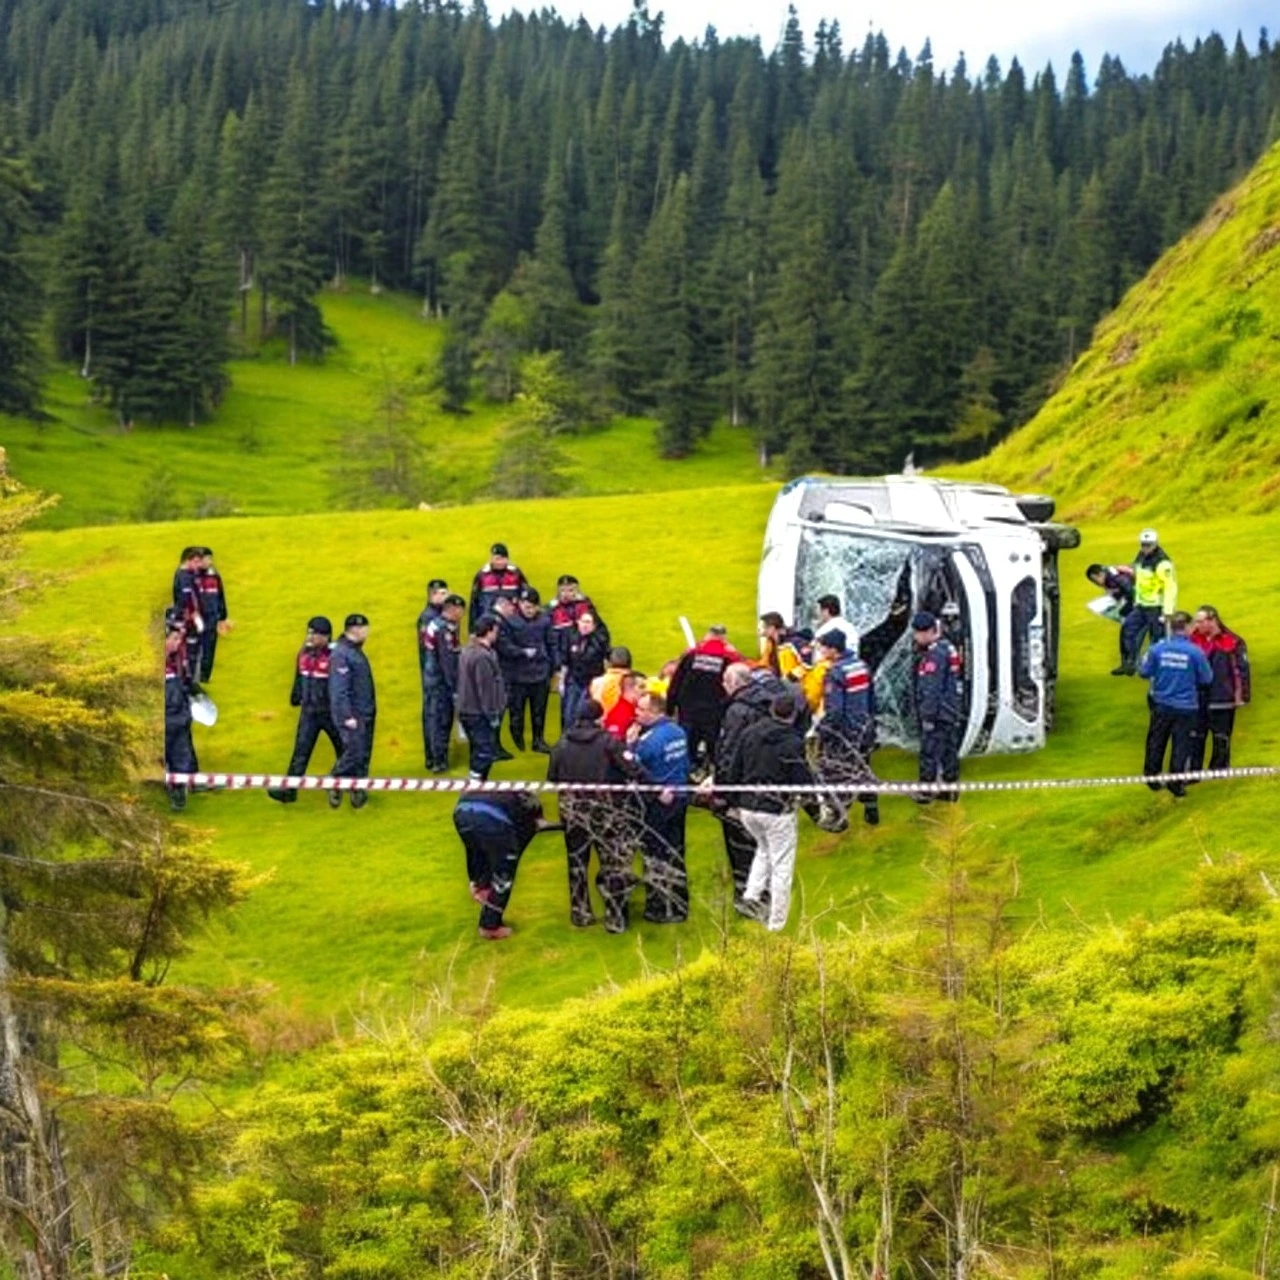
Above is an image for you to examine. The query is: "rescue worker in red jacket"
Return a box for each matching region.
[668,624,744,773]
[468,543,527,631]
[1189,606,1251,770]
[193,546,228,681]
[269,617,341,803]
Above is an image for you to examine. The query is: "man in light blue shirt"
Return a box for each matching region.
[1139,611,1212,797]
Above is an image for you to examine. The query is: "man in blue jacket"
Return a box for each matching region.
[1139,611,1213,797]
[627,691,691,923]
[329,614,376,810]
[912,612,962,802]
[816,630,879,829]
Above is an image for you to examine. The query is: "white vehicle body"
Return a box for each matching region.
[757,476,1080,756]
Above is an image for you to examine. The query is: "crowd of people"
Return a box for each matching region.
[162,527,1245,942]
[1086,527,1251,795]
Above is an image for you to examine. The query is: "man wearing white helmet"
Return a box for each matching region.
[1116,528,1177,675]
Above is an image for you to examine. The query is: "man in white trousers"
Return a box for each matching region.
[733,692,814,932]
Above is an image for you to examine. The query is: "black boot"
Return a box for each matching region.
[169,785,187,812]
[531,737,551,754]
[329,790,344,809]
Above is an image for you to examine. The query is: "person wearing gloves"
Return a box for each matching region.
[1117,529,1176,674]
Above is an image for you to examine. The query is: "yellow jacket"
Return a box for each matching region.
[590,667,627,713]
[1134,549,1176,613]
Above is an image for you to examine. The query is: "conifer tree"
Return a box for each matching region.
[0,149,41,415]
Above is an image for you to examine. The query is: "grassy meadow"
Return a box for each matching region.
[2,286,769,530]
[16,489,1280,1028]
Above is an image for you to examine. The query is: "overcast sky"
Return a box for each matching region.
[549,0,1273,81]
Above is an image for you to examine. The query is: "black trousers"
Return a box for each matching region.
[641,798,689,922]
[682,716,720,772]
[459,713,499,779]
[1193,707,1236,771]
[508,680,549,745]
[919,722,960,796]
[332,714,375,778]
[165,711,197,802]
[816,726,878,818]
[199,624,219,681]
[561,797,642,931]
[287,709,342,777]
[454,810,525,929]
[561,677,588,730]
[423,686,455,769]
[1121,606,1165,667]
[1144,704,1196,795]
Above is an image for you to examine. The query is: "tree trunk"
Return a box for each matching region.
[239,248,250,334]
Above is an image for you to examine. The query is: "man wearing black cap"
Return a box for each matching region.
[418,579,450,650]
[193,547,228,681]
[469,543,527,631]
[163,606,198,812]
[505,586,555,754]
[456,615,508,779]
[912,611,961,802]
[269,617,342,803]
[329,614,376,809]
[816,630,878,829]
[549,574,609,668]
[421,594,464,772]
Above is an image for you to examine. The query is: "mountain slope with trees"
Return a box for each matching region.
[954,137,1280,519]
[0,0,1278,467]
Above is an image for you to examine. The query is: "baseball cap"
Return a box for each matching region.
[427,578,447,591]
[519,586,541,604]
[1139,528,1158,544]
[444,593,466,608]
[491,542,509,557]
[344,613,370,629]
[307,616,333,635]
[819,628,847,652]
[911,611,938,631]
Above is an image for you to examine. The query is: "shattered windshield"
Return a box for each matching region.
[796,527,921,748]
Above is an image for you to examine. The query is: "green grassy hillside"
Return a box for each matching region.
[16,488,1279,1026]
[958,140,1280,521]
[1,287,767,529]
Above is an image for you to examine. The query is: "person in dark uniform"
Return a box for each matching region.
[456,615,508,780]
[626,692,691,923]
[453,791,559,939]
[1189,606,1251,771]
[1139,612,1212,796]
[421,594,464,772]
[420,579,450,626]
[329,614,376,810]
[816,630,878,829]
[912,611,962,803]
[562,611,609,729]
[269,617,342,803]
[668,625,743,774]
[173,547,205,679]
[193,547,228,681]
[547,699,642,932]
[1085,563,1136,671]
[468,543,527,630]
[505,586,555,754]
[549,574,609,668]
[163,606,198,812]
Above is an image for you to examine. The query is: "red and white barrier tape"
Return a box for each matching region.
[163,766,1280,796]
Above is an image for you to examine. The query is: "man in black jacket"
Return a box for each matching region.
[163,606,198,812]
[269,616,341,803]
[505,587,555,754]
[329,614,376,810]
[193,547,229,681]
[469,542,528,630]
[456,616,508,780]
[547,699,642,932]
[421,594,464,772]
[734,693,814,932]
[562,611,609,729]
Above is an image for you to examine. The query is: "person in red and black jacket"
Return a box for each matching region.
[668,624,744,773]
[269,617,342,803]
[1190,606,1251,770]
[193,547,229,681]
[173,547,205,677]
[468,543,527,630]
[549,574,610,668]
[163,607,198,812]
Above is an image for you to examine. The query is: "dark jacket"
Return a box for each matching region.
[421,615,461,691]
[194,567,227,623]
[453,792,542,852]
[330,636,376,723]
[549,596,610,666]
[500,610,554,684]
[547,722,633,784]
[291,643,334,713]
[822,652,875,745]
[914,639,960,728]
[469,563,528,629]
[564,629,610,686]
[715,672,783,779]
[456,640,507,718]
[173,568,202,628]
[1189,628,1251,709]
[1140,635,1212,712]
[164,633,193,720]
[736,716,813,814]
[668,638,740,728]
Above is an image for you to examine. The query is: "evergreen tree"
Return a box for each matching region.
[0,149,41,414]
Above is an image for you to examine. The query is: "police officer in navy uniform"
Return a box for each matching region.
[549,574,609,667]
[420,579,449,629]
[193,547,228,681]
[173,547,205,679]
[912,611,961,803]
[269,617,341,803]
[421,594,464,772]
[329,614,376,810]
[816,630,879,828]
[163,606,198,812]
[468,543,527,631]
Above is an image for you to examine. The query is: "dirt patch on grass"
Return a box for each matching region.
[1109,333,1140,366]
[1246,225,1280,261]
[1197,199,1236,239]
[1106,494,1138,517]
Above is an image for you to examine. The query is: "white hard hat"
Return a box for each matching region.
[1139,528,1158,544]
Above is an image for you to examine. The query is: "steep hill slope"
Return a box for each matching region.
[961,140,1280,522]
[0,288,765,529]
[16,488,1280,1021]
